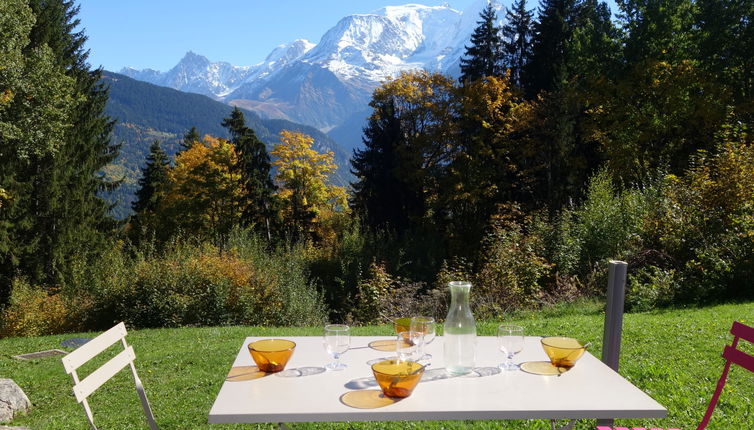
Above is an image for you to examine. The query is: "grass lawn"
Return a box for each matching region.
[1,301,752,429]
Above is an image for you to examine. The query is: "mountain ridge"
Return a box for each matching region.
[119,1,502,151]
[101,71,351,219]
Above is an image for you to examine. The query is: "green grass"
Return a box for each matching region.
[1,302,752,429]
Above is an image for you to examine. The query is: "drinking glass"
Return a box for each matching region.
[396,331,422,362]
[410,316,436,361]
[498,324,524,371]
[323,324,350,371]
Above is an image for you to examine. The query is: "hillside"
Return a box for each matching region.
[101,72,352,219]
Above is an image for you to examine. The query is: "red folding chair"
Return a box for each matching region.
[597,321,752,430]
[696,321,754,430]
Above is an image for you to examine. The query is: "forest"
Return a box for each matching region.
[0,0,752,336]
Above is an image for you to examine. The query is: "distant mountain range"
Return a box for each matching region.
[101,72,351,220]
[119,0,503,152]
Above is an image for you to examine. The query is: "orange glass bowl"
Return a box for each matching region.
[371,359,425,398]
[541,337,589,369]
[393,317,412,335]
[248,339,296,373]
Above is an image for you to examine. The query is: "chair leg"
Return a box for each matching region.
[130,363,159,430]
[697,336,739,430]
[81,398,98,430]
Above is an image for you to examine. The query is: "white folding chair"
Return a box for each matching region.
[61,322,158,430]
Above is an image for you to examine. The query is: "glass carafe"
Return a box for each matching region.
[443,281,476,375]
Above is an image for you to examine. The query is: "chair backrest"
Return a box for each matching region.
[61,322,158,430]
[696,321,754,430]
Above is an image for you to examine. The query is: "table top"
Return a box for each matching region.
[208,336,666,424]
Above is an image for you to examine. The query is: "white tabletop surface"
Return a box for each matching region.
[208,336,666,424]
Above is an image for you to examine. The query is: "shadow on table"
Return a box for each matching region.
[226,365,326,382]
[344,366,501,390]
[340,390,402,409]
[341,367,502,409]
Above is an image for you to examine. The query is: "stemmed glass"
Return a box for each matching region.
[323,324,350,371]
[396,331,422,362]
[498,324,524,371]
[410,316,436,362]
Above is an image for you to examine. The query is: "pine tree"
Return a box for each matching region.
[501,0,534,89]
[129,141,170,243]
[459,3,505,84]
[0,0,81,304]
[182,126,200,150]
[351,100,412,233]
[132,141,170,214]
[525,0,580,97]
[221,107,276,239]
[12,0,118,286]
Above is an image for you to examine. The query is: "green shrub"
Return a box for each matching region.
[473,206,552,317]
[0,279,73,337]
[61,233,326,330]
[626,265,678,312]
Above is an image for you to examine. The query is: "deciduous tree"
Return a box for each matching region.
[272,131,347,241]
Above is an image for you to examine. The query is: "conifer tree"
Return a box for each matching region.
[11,0,118,286]
[501,0,534,89]
[459,3,505,84]
[221,107,276,239]
[351,100,412,233]
[182,126,200,150]
[525,0,580,97]
[129,141,170,243]
[132,141,170,215]
[0,0,81,304]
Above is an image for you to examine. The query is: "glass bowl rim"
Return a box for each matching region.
[540,336,588,350]
[248,338,296,352]
[371,359,426,376]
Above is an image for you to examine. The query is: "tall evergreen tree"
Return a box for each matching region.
[182,126,200,150]
[459,3,505,84]
[129,141,170,243]
[524,0,580,97]
[0,0,81,304]
[351,100,412,233]
[221,107,276,239]
[132,141,170,215]
[10,0,118,287]
[501,0,534,89]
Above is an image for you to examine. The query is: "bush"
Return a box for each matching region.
[63,232,327,330]
[0,279,73,337]
[473,206,552,317]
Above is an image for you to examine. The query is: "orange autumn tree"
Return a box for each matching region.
[161,135,243,240]
[271,130,347,241]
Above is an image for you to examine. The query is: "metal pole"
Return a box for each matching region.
[597,260,627,428]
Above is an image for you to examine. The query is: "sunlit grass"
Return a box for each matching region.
[1,301,751,429]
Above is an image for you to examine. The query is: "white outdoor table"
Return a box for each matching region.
[208,336,666,424]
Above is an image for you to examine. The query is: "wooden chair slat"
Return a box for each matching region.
[72,345,135,403]
[62,322,127,374]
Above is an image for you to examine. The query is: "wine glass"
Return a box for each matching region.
[498,324,524,371]
[323,324,350,371]
[410,316,436,361]
[396,331,422,362]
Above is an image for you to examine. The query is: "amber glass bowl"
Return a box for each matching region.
[371,359,425,398]
[393,317,412,334]
[248,339,296,373]
[541,337,589,369]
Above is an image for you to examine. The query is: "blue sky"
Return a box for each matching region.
[77,0,479,72]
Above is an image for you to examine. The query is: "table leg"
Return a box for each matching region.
[550,419,576,430]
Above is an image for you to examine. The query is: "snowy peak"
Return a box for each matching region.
[264,39,315,65]
[119,2,509,147]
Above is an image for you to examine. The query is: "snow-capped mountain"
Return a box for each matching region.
[119,0,502,150]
